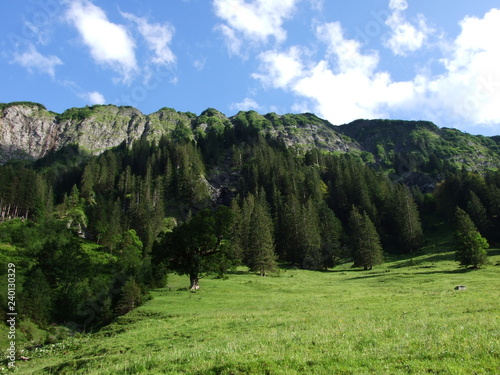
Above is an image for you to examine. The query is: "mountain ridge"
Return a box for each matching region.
[1,102,500,176]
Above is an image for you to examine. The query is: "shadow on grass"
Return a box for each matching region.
[225,269,249,275]
[387,251,456,268]
[345,273,391,281]
[420,252,455,263]
[487,248,500,257]
[346,265,474,280]
[412,268,472,275]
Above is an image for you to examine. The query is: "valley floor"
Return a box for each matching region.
[9,249,500,375]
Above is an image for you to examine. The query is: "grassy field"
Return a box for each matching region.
[6,246,500,375]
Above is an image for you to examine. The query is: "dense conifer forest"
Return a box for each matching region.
[1,106,499,337]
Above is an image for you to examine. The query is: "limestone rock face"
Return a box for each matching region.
[0,104,177,163]
[1,102,499,179]
[55,106,148,154]
[0,104,61,163]
[1,103,360,164]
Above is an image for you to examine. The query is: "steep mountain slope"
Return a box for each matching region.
[337,119,500,172]
[0,103,359,164]
[0,102,194,163]
[2,102,500,177]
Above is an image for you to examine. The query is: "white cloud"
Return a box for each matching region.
[316,22,378,75]
[230,97,261,111]
[61,80,106,105]
[308,0,323,11]
[388,0,407,12]
[252,46,304,88]
[253,22,415,124]
[65,0,137,82]
[11,44,62,78]
[384,0,432,56]
[215,24,243,55]
[252,9,500,132]
[213,0,298,55]
[83,91,106,105]
[121,12,175,66]
[421,9,500,128]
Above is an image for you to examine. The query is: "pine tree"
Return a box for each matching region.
[240,194,255,259]
[300,198,322,269]
[390,184,424,253]
[81,160,96,201]
[91,196,123,250]
[348,206,383,270]
[246,192,277,276]
[280,194,305,266]
[465,191,490,238]
[454,207,488,268]
[229,198,244,260]
[316,202,342,270]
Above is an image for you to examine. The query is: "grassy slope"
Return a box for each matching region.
[11,244,500,375]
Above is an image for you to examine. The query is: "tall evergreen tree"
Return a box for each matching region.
[300,198,322,269]
[390,184,424,253]
[316,202,342,270]
[280,194,305,266]
[91,196,123,250]
[245,192,277,276]
[348,206,383,270]
[454,207,488,268]
[465,191,490,238]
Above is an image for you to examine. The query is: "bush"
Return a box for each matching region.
[18,319,48,347]
[115,278,143,316]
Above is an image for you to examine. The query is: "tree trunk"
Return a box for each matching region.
[190,273,200,290]
[259,266,266,277]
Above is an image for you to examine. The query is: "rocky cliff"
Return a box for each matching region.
[0,102,359,164]
[0,103,191,163]
[338,119,500,172]
[2,102,500,175]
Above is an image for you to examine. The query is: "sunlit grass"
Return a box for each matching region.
[12,246,500,374]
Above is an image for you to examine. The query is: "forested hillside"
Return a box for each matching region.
[2,102,500,177]
[1,102,500,342]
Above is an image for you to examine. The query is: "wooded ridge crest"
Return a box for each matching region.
[2,102,500,177]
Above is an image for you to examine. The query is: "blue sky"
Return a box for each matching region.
[1,0,499,135]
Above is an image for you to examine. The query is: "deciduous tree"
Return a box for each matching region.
[164,206,235,290]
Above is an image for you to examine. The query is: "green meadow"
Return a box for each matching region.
[9,246,500,375]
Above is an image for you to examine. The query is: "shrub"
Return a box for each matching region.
[115,278,143,316]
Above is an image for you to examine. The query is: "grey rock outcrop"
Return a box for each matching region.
[0,103,359,165]
[0,104,61,163]
[2,102,499,179]
[0,103,194,164]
